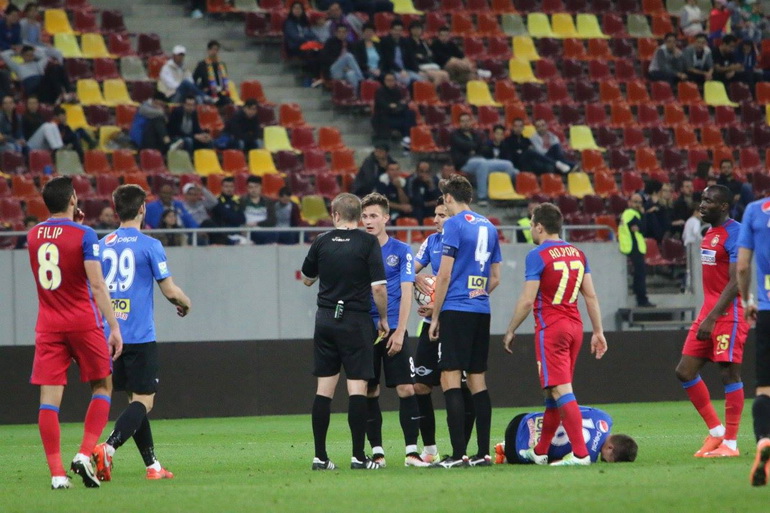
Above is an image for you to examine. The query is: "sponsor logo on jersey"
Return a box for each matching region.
[386,254,399,267]
[104,233,118,246]
[331,237,350,242]
[701,248,716,265]
[111,298,130,320]
[468,275,488,289]
[414,365,433,377]
[92,244,100,257]
[464,214,481,224]
[591,431,603,452]
[762,200,770,215]
[597,420,609,433]
[710,235,720,247]
[158,261,168,275]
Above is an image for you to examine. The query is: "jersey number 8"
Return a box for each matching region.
[103,248,136,292]
[37,243,62,291]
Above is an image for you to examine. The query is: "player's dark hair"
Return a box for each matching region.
[247,175,262,185]
[361,192,390,215]
[706,184,733,208]
[331,192,361,222]
[113,184,147,221]
[532,202,563,235]
[207,39,220,49]
[439,174,473,204]
[436,196,444,206]
[41,176,74,214]
[608,434,638,463]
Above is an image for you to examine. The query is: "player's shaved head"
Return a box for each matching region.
[113,184,147,221]
[531,203,563,235]
[439,174,473,206]
[704,184,732,208]
[331,192,362,223]
[41,176,75,214]
[604,434,638,463]
[361,192,390,215]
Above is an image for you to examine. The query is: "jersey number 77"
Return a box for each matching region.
[552,260,585,305]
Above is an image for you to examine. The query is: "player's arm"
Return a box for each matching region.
[84,260,123,360]
[579,273,607,359]
[503,280,539,354]
[158,277,191,317]
[488,262,501,294]
[368,237,389,333]
[372,283,389,333]
[428,254,454,341]
[737,248,756,322]
[697,262,740,340]
[387,281,412,356]
[301,238,320,287]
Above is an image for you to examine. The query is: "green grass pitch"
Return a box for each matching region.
[1,400,767,513]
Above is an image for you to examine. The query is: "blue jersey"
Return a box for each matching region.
[99,227,172,344]
[738,199,770,311]
[514,407,613,463]
[415,232,443,323]
[440,210,502,314]
[370,237,414,327]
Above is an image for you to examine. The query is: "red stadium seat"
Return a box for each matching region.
[728,82,752,104]
[661,237,686,265]
[137,33,162,59]
[594,170,618,197]
[713,106,737,128]
[65,58,92,81]
[742,102,764,126]
[587,39,614,62]
[29,150,54,175]
[608,149,633,171]
[516,172,541,197]
[140,150,167,174]
[101,10,127,33]
[638,38,658,61]
[563,39,589,61]
[84,105,110,127]
[637,103,661,127]
[279,103,307,128]
[542,0,565,13]
[128,80,156,103]
[626,80,651,105]
[542,174,566,197]
[86,150,113,175]
[478,13,503,37]
[303,149,330,175]
[677,81,702,105]
[316,172,341,200]
[0,197,23,221]
[115,104,137,130]
[222,150,249,174]
[410,126,441,153]
[95,174,120,196]
[560,105,583,126]
[26,197,50,221]
[614,59,637,82]
[574,78,599,104]
[263,173,287,198]
[664,103,687,126]
[588,60,612,82]
[701,125,725,149]
[477,106,503,130]
[273,151,303,174]
[622,171,644,196]
[610,103,635,128]
[650,13,674,36]
[599,81,623,104]
[602,13,627,37]
[3,151,27,174]
[108,33,135,57]
[413,81,441,106]
[288,173,315,198]
[73,10,98,33]
[245,12,269,38]
[740,148,762,175]
[197,105,224,134]
[651,81,675,103]
[113,149,141,174]
[556,194,580,215]
[607,193,628,216]
[488,36,512,61]
[623,126,645,148]
[586,103,609,128]
[331,149,357,174]
[649,127,673,149]
[535,59,559,81]
[146,55,167,81]
[241,80,270,105]
[11,175,37,199]
[537,38,563,60]
[635,147,662,173]
[547,80,574,105]
[359,80,380,107]
[93,58,120,81]
[505,103,529,124]
[71,175,94,198]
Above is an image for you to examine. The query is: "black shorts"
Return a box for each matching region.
[757,311,770,387]
[437,310,491,373]
[414,321,441,387]
[504,414,527,464]
[113,342,159,395]
[370,328,415,388]
[313,308,374,381]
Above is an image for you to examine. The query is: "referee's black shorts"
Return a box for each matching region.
[757,311,770,387]
[370,328,415,389]
[113,342,159,395]
[313,308,374,381]
[437,310,491,374]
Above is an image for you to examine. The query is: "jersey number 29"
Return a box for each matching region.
[553,260,585,305]
[103,248,136,292]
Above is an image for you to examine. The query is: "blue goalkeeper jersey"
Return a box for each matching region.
[414,232,443,323]
[737,198,770,311]
[514,406,613,463]
[370,237,414,328]
[100,227,171,344]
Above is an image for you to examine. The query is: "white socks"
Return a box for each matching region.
[709,425,726,438]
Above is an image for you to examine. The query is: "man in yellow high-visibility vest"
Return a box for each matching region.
[619,193,654,307]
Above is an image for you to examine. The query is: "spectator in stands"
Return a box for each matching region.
[709,0,731,41]
[353,143,395,197]
[0,4,21,51]
[682,193,704,248]
[22,96,63,152]
[516,201,539,244]
[243,175,277,245]
[93,207,119,231]
[379,20,425,87]
[189,0,205,20]
[409,160,441,221]
[284,2,321,58]
[712,34,751,85]
[311,11,331,44]
[484,125,511,162]
[134,92,172,153]
[503,118,536,173]
[371,72,416,148]
[440,162,456,180]
[717,158,753,220]
[405,21,449,85]
[275,187,301,245]
[651,182,677,241]
[146,184,198,229]
[0,95,22,152]
[735,39,766,83]
[220,99,262,151]
[159,45,209,104]
[53,106,96,162]
[375,161,413,222]
[20,3,63,63]
[1,44,71,102]
[14,215,38,249]
[648,33,687,86]
[673,179,696,226]
[450,112,517,207]
[154,209,187,247]
[680,0,706,36]
[619,193,654,308]
[322,24,365,93]
[325,2,359,44]
[168,95,213,156]
[681,34,713,84]
[352,23,382,80]
[693,160,711,191]
[193,40,232,107]
[182,182,218,228]
[211,176,245,245]
[430,26,480,84]
[317,0,393,17]
[530,118,577,174]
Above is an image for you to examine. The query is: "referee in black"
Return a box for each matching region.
[302,192,389,471]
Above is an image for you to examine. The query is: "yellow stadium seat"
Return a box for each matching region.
[248,149,278,175]
[55,149,85,175]
[81,33,112,59]
[194,149,224,176]
[45,9,75,35]
[62,104,93,130]
[301,195,331,225]
[102,79,137,107]
[467,80,502,107]
[567,172,596,199]
[508,58,542,83]
[523,124,536,138]
[576,14,609,38]
[168,150,195,175]
[264,126,295,153]
[569,126,604,151]
[54,34,83,58]
[228,81,244,106]
[77,79,105,106]
[512,36,540,61]
[704,81,738,107]
[488,172,525,201]
[526,13,555,38]
[392,0,423,14]
[766,105,770,126]
[552,14,579,39]
[98,126,122,152]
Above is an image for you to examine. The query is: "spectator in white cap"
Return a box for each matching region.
[158,45,210,103]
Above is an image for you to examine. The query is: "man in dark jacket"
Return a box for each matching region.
[211,176,245,245]
[352,23,382,80]
[221,99,262,151]
[192,40,232,107]
[353,143,395,197]
[322,24,364,92]
[167,95,213,155]
[371,72,416,145]
[378,20,424,86]
[502,118,560,174]
[409,160,441,221]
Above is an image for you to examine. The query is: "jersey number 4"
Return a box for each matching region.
[552,260,585,305]
[475,226,491,272]
[103,248,136,292]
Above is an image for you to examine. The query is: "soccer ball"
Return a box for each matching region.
[414,276,435,306]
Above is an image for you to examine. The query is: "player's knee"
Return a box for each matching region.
[414,383,431,395]
[719,367,741,384]
[674,364,695,383]
[396,384,415,398]
[366,384,380,398]
[133,394,154,412]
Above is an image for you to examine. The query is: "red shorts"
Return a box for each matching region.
[534,319,583,388]
[682,317,749,363]
[31,328,112,386]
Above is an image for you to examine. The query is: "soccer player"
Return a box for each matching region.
[360,193,428,467]
[27,176,123,489]
[737,195,770,485]
[92,185,191,482]
[429,174,502,468]
[493,406,637,464]
[502,203,607,466]
[675,185,748,458]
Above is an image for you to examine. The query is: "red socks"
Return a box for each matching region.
[724,382,744,441]
[683,375,722,430]
[534,400,560,456]
[557,394,589,458]
[78,394,111,456]
[39,405,66,477]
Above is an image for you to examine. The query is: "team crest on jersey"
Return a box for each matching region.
[104,232,118,246]
[597,420,609,433]
[710,235,720,247]
[386,254,399,267]
[762,200,770,214]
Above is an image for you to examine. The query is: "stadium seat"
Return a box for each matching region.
[81,34,112,59]
[541,0,565,13]
[726,82,752,105]
[73,9,98,33]
[625,81,651,106]
[123,173,151,192]
[651,82,675,104]
[535,59,559,81]
[636,103,660,127]
[101,9,127,33]
[635,147,662,173]
[692,104,716,127]
[502,14,528,36]
[193,150,223,177]
[509,58,541,83]
[112,104,136,131]
[62,104,92,130]
[137,33,163,59]
[84,150,113,175]
[478,13,503,37]
[467,81,501,107]
[279,103,307,128]
[274,151,303,174]
[493,0,516,13]
[740,147,762,175]
[98,126,122,152]
[330,149,357,175]
[410,126,441,153]
[516,172,541,197]
[757,83,770,105]
[120,57,149,81]
[569,126,603,151]
[477,105,503,130]
[55,150,85,175]
[756,125,770,149]
[167,150,196,175]
[316,126,346,153]
[594,213,618,240]
[70,175,94,198]
[11,175,37,199]
[705,81,738,107]
[26,197,51,220]
[588,60,612,82]
[594,126,621,149]
[527,13,555,38]
[65,58,92,81]
[567,172,595,198]
[650,12,674,36]
[139,149,168,174]
[602,13,627,37]
[108,33,134,57]
[103,79,137,106]
[676,81,702,106]
[45,9,75,35]
[0,197,23,222]
[512,36,540,61]
[248,149,278,175]
[291,127,318,152]
[614,59,637,82]
[300,195,331,225]
[576,13,608,38]
[197,105,224,134]
[607,193,628,215]
[257,104,277,127]
[753,173,770,196]
[581,148,607,173]
[727,126,752,148]
[450,11,475,37]
[649,126,673,149]
[637,38,658,61]
[663,103,687,126]
[488,172,525,200]
[112,150,141,174]
[627,14,653,37]
[303,149,330,174]
[413,81,441,106]
[29,150,54,175]
[241,80,270,105]
[563,39,588,61]
[77,79,106,106]
[93,58,120,82]
[661,237,686,265]
[54,34,83,58]
[316,172,341,200]
[594,170,618,196]
[621,172,644,198]
[542,174,566,197]
[547,80,573,105]
[393,0,423,14]
[608,103,635,129]
[577,104,605,130]
[221,150,248,174]
[560,105,582,126]
[552,14,579,38]
[288,172,314,198]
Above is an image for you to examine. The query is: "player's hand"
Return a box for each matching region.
[745,304,758,324]
[429,319,439,341]
[176,301,190,317]
[696,316,716,341]
[108,328,123,361]
[73,208,85,224]
[417,304,433,318]
[503,330,515,354]
[590,332,607,359]
[377,318,389,334]
[386,329,405,357]
[415,274,434,295]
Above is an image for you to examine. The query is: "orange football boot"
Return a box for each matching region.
[694,435,723,457]
[703,442,740,458]
[750,439,770,486]
[146,467,174,480]
[92,443,113,482]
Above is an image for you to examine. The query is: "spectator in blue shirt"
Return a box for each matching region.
[145,184,198,229]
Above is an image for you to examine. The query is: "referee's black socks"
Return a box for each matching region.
[753,394,770,441]
[472,390,492,457]
[366,397,383,449]
[399,395,420,447]
[312,395,332,461]
[106,401,147,449]
[444,388,467,459]
[348,395,368,462]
